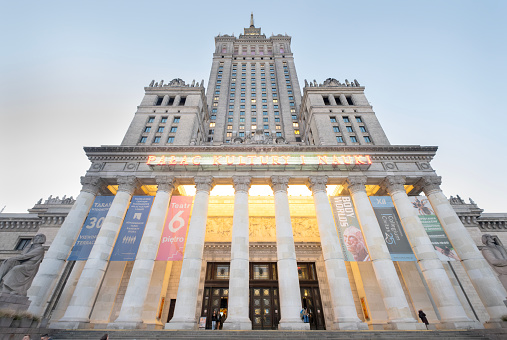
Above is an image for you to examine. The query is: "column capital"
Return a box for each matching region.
[381,175,406,195]
[232,176,251,194]
[417,176,442,196]
[80,176,102,195]
[344,176,367,194]
[117,176,138,195]
[156,176,176,193]
[195,176,215,193]
[270,176,290,193]
[307,176,328,195]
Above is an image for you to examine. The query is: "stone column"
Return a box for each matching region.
[308,176,367,330]
[109,176,175,329]
[173,95,181,106]
[345,176,420,330]
[161,95,170,106]
[328,94,337,106]
[340,94,349,106]
[223,176,252,330]
[269,176,309,330]
[418,176,507,325]
[382,176,480,329]
[166,176,214,330]
[53,176,138,329]
[28,176,102,317]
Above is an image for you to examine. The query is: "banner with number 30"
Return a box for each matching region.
[156,196,194,261]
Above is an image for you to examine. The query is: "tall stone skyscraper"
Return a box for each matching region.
[25,15,507,333]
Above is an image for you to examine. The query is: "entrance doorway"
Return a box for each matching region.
[298,263,325,330]
[201,263,230,329]
[250,287,279,329]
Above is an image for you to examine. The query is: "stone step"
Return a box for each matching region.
[44,329,507,340]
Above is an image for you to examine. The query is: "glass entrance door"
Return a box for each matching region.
[201,287,228,329]
[250,287,279,330]
[300,286,325,329]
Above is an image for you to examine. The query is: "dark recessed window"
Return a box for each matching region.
[144,126,151,133]
[15,238,31,250]
[346,96,354,105]
[161,117,168,123]
[153,136,161,143]
[148,116,155,123]
[350,136,357,143]
[333,126,340,133]
[170,127,177,133]
[330,116,337,123]
[155,96,163,106]
[173,117,180,123]
[364,136,371,143]
[167,137,175,143]
[140,136,147,143]
[336,136,344,143]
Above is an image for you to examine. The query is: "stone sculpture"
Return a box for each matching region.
[0,234,46,295]
[481,234,507,289]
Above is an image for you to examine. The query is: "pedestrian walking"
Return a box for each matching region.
[418,309,429,329]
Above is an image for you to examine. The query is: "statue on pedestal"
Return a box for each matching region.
[0,234,46,296]
[481,234,507,290]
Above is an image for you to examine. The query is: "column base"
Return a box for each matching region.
[332,321,369,330]
[222,317,252,330]
[436,320,484,330]
[106,320,144,329]
[384,320,426,330]
[164,318,198,330]
[278,318,310,330]
[49,320,92,330]
[484,320,507,329]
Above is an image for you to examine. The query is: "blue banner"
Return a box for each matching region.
[370,196,416,261]
[68,196,114,261]
[110,196,154,261]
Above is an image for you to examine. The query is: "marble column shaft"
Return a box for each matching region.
[308,176,366,330]
[28,177,102,317]
[383,176,473,326]
[223,176,252,330]
[419,176,507,322]
[166,176,214,330]
[56,176,137,327]
[270,176,309,330]
[346,176,417,328]
[111,177,175,328]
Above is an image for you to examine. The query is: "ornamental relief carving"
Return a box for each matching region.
[204,217,320,242]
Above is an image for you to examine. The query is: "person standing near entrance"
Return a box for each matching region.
[302,307,309,323]
[418,309,429,329]
[211,310,217,330]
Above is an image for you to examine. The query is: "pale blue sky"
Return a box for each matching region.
[0,0,506,212]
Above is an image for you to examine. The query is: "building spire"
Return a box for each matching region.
[250,12,254,27]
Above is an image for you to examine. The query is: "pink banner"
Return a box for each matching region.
[156,196,193,261]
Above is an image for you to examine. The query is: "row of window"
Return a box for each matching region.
[154,96,186,106]
[336,136,371,143]
[140,136,175,144]
[323,95,354,106]
[330,116,362,123]
[147,116,180,124]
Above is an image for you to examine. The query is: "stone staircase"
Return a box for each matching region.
[42,329,507,340]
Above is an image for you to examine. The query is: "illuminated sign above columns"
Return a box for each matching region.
[146,154,372,166]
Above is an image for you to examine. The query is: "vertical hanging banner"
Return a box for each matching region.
[408,196,459,261]
[369,196,416,261]
[68,196,114,261]
[110,196,154,261]
[156,196,194,261]
[330,196,370,261]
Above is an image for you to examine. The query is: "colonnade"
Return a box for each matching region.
[30,174,507,330]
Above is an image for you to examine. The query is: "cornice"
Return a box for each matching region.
[84,144,438,155]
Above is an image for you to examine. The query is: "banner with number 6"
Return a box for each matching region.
[68,196,115,261]
[156,196,194,261]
